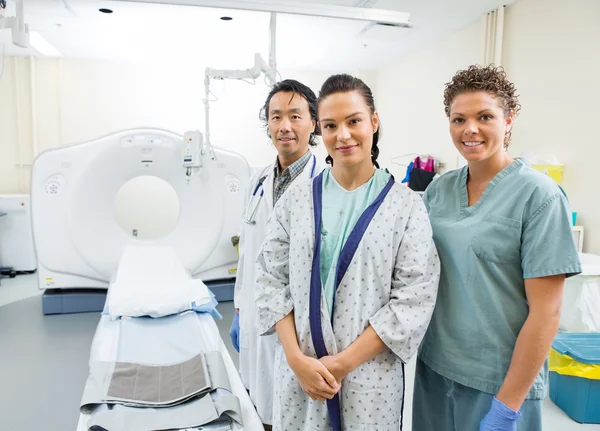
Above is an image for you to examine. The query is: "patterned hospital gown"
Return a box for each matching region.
[255,178,440,431]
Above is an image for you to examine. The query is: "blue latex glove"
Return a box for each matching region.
[480,397,521,431]
[229,312,240,352]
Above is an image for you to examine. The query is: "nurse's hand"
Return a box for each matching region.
[480,397,520,430]
[319,355,350,383]
[289,354,340,402]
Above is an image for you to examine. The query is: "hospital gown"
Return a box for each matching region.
[320,168,391,315]
[255,172,440,431]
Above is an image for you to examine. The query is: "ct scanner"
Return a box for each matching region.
[31,128,249,314]
[31,128,264,430]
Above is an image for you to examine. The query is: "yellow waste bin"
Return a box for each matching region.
[532,164,564,184]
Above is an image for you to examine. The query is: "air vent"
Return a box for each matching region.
[357,22,410,40]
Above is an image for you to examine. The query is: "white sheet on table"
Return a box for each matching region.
[107,245,211,319]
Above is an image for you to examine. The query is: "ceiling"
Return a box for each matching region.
[0,0,517,70]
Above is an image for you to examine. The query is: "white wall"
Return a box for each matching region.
[0,57,34,194]
[375,0,600,253]
[502,0,600,253]
[0,57,372,194]
[3,0,598,252]
[374,18,485,179]
[0,56,375,250]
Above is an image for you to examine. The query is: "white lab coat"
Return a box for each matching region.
[255,178,440,431]
[234,152,325,425]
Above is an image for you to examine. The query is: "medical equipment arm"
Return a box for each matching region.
[203,53,275,160]
[368,194,440,363]
[493,274,564,412]
[0,0,29,47]
[203,13,278,161]
[205,53,276,84]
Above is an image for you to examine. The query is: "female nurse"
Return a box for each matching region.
[412,64,581,431]
[255,74,440,431]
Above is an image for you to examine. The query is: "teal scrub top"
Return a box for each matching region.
[320,168,392,316]
[418,158,581,399]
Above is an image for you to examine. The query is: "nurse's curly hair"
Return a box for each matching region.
[443,64,521,147]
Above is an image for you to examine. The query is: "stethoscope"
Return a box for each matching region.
[244,153,317,225]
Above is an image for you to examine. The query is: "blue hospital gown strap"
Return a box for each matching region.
[309,172,342,431]
[309,170,395,431]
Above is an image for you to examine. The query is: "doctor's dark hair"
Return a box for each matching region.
[317,74,381,168]
[443,64,521,148]
[259,79,320,147]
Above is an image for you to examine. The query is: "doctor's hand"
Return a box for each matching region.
[289,354,340,402]
[319,354,350,383]
[480,397,521,431]
[229,312,240,353]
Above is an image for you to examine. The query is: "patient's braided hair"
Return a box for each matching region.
[317,74,381,168]
[443,64,521,148]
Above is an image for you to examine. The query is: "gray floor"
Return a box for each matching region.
[0,274,598,431]
[0,295,99,431]
[0,275,239,431]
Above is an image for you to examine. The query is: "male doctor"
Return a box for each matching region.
[229,79,326,430]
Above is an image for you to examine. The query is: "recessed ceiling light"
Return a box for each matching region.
[220,16,233,21]
[99,8,113,14]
